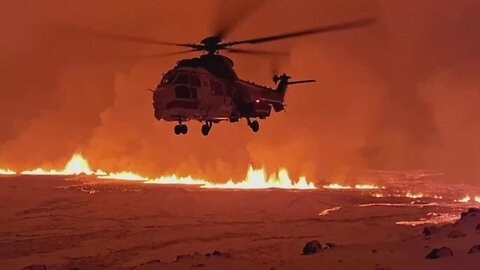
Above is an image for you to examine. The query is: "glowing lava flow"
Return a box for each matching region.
[354,184,380,190]
[475,196,480,203]
[405,191,424,199]
[0,168,16,175]
[9,153,316,190]
[103,166,315,190]
[200,167,315,189]
[323,183,352,190]
[456,195,471,203]
[20,154,103,175]
[323,183,380,190]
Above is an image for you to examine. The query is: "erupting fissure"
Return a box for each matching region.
[1,153,316,190]
[322,183,380,190]
[0,168,16,175]
[456,195,471,203]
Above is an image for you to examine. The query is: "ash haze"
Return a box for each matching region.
[1,0,480,184]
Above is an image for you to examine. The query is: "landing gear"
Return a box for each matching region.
[247,118,260,133]
[250,120,259,132]
[174,124,188,135]
[201,121,212,136]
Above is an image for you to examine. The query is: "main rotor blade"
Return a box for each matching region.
[214,0,271,39]
[66,25,198,48]
[224,48,289,56]
[223,18,376,47]
[134,49,201,60]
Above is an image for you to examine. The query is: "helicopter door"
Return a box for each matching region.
[209,79,233,118]
[189,74,201,99]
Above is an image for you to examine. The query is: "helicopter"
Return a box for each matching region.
[87,16,375,136]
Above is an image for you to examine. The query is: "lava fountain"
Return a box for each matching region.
[4,153,316,190]
[0,168,16,175]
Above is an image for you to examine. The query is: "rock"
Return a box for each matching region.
[468,208,480,213]
[425,247,453,259]
[302,240,322,255]
[476,224,480,231]
[23,265,47,270]
[145,260,161,264]
[175,254,194,262]
[461,208,480,219]
[423,226,437,236]
[375,264,391,270]
[205,250,231,258]
[132,260,162,269]
[325,242,337,249]
[447,230,467,238]
[191,263,206,268]
[468,245,480,254]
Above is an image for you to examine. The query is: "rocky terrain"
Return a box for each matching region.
[0,175,479,270]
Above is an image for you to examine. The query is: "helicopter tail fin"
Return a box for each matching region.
[264,74,315,112]
[273,74,315,98]
[273,74,291,97]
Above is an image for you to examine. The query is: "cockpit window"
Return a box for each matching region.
[160,72,174,86]
[175,86,198,100]
[174,73,188,84]
[175,85,190,99]
[190,75,201,87]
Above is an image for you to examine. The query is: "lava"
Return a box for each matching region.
[5,153,316,190]
[102,165,315,190]
[200,167,314,189]
[318,206,342,216]
[354,184,380,190]
[405,191,424,199]
[475,196,480,203]
[20,154,104,176]
[396,212,460,226]
[456,195,471,203]
[0,168,16,175]
[323,183,352,190]
[323,183,380,190]
[359,202,438,208]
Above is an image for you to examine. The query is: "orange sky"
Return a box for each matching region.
[1,0,480,184]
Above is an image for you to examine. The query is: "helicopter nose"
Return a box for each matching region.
[153,89,164,108]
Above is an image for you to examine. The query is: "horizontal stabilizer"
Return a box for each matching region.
[287,79,316,85]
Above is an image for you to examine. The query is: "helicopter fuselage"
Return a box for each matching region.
[153,66,277,124]
[151,54,312,136]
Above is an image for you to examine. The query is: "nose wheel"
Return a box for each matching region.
[247,119,260,133]
[201,121,212,136]
[174,124,188,135]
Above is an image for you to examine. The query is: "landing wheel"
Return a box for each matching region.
[250,120,259,133]
[180,124,188,134]
[174,125,182,135]
[173,125,182,135]
[201,124,210,136]
[174,124,188,135]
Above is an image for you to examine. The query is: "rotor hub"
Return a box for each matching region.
[200,36,223,54]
